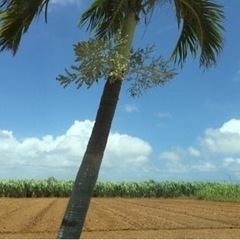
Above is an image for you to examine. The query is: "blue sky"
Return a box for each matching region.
[0,0,240,182]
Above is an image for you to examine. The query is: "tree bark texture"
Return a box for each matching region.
[57,80,122,239]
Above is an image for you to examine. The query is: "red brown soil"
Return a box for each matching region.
[0,198,240,239]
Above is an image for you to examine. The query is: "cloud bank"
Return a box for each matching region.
[1,119,240,181]
[0,120,152,180]
[158,118,240,181]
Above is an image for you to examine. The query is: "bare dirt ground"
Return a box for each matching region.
[0,198,240,239]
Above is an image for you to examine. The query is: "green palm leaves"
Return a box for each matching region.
[80,0,127,39]
[171,0,225,68]
[79,0,159,39]
[0,0,50,54]
[79,0,225,68]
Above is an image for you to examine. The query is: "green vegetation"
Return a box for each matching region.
[0,177,72,198]
[0,178,239,202]
[195,182,240,202]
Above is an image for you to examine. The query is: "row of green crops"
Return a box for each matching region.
[0,178,240,202]
[93,181,240,202]
[93,180,200,198]
[0,177,73,197]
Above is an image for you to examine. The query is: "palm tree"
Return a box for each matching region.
[0,0,225,239]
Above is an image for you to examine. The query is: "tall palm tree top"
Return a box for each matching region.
[0,0,225,68]
[79,0,152,39]
[80,0,225,68]
[0,0,50,54]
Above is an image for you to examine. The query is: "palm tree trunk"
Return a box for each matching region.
[57,79,122,239]
[57,5,138,239]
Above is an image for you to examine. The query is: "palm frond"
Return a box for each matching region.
[0,0,50,55]
[142,0,168,13]
[79,0,128,39]
[170,0,225,68]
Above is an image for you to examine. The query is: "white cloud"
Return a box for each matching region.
[123,103,138,113]
[157,118,240,180]
[50,0,81,6]
[191,162,216,172]
[201,119,240,154]
[159,151,181,162]
[220,119,240,134]
[188,147,201,157]
[156,112,172,119]
[158,148,188,173]
[101,133,152,179]
[48,0,82,12]
[223,157,240,170]
[159,148,217,174]
[106,133,151,163]
[0,120,152,180]
[2,118,240,181]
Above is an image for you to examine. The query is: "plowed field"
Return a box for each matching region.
[0,198,240,239]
